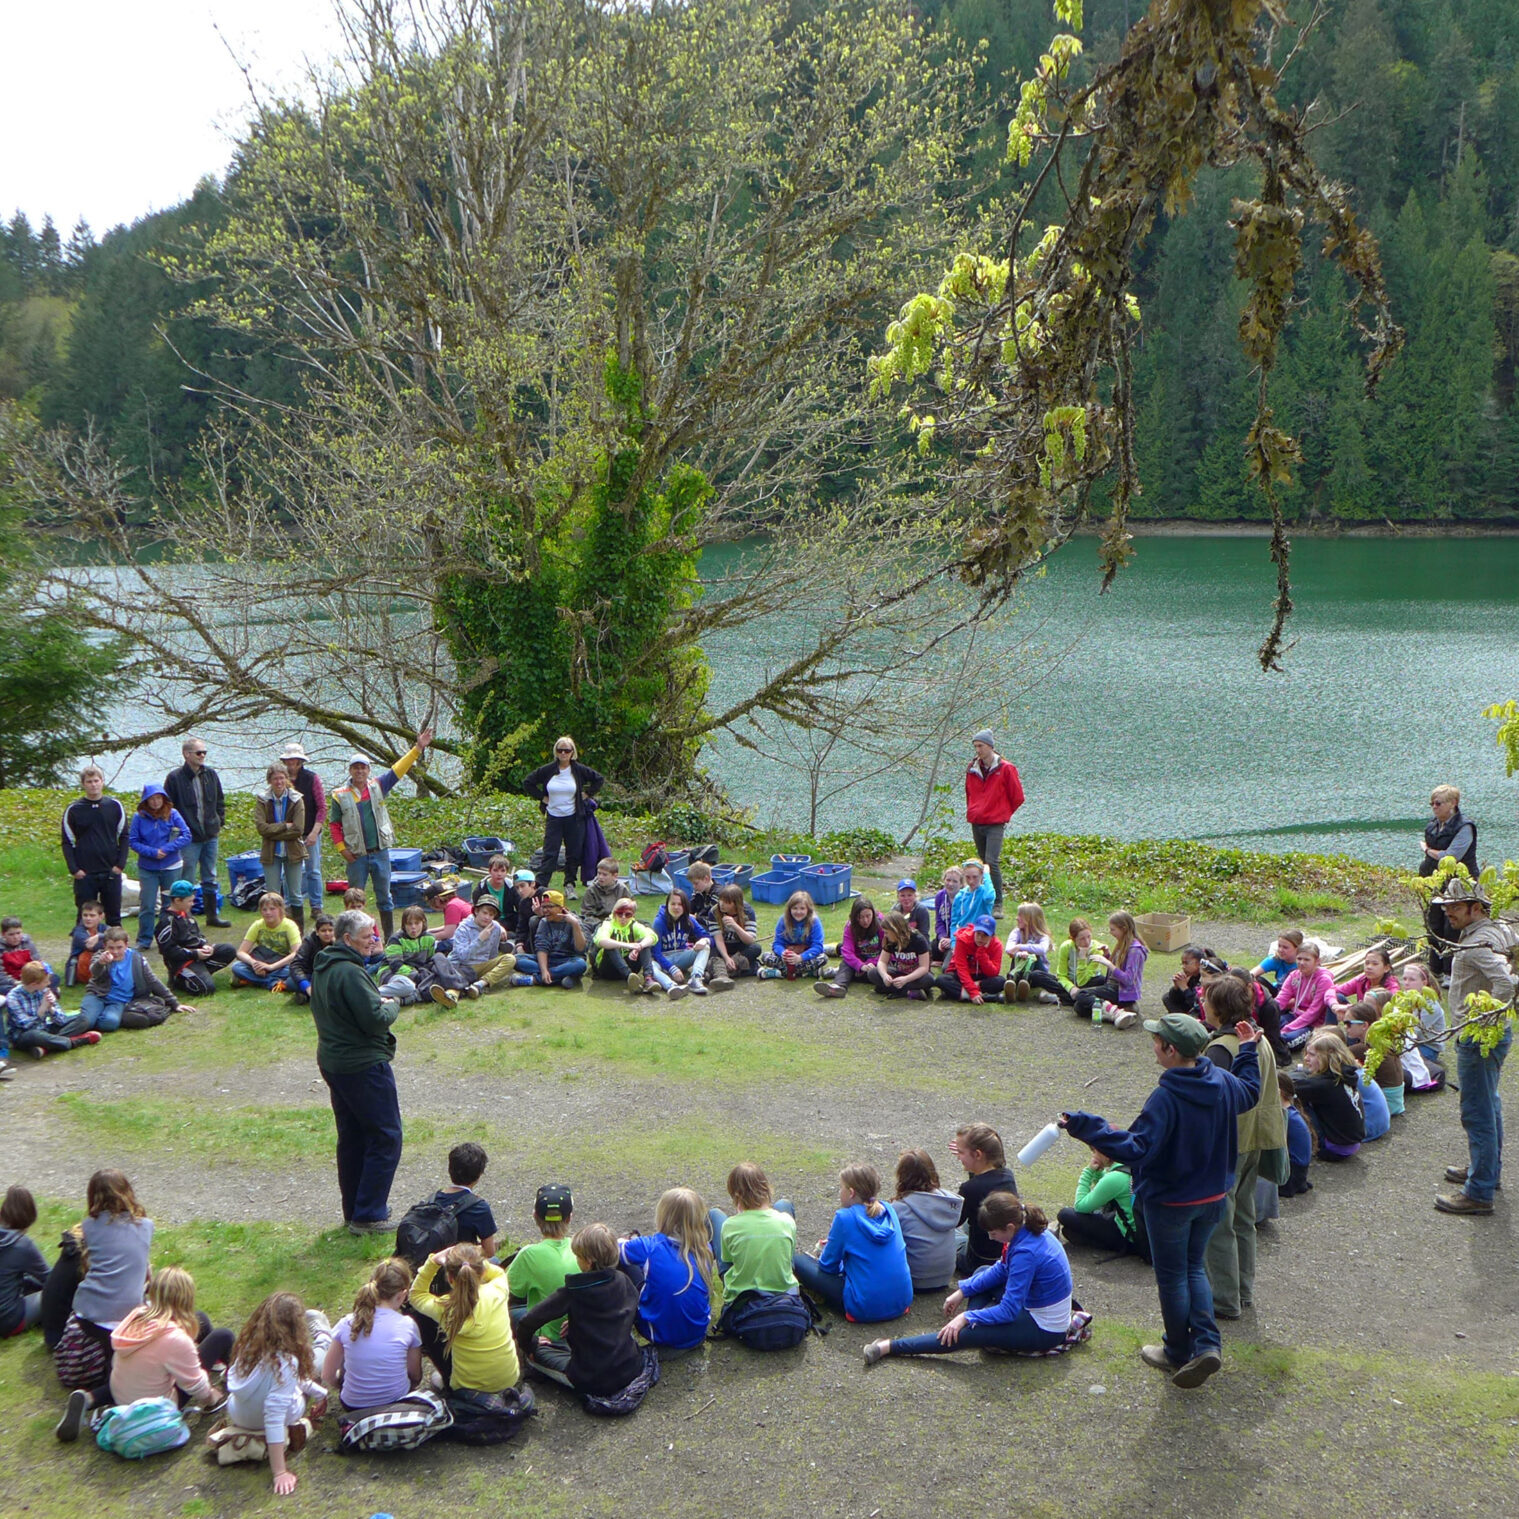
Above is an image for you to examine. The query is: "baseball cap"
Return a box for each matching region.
[348,753,370,768]
[169,879,196,898]
[514,869,536,884]
[542,889,566,909]
[896,878,917,892]
[1142,1013,1211,1056]
[973,913,997,935]
[535,1184,573,1222]
[422,877,459,901]
[472,895,501,916]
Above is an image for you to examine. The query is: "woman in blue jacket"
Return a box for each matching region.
[863,1191,1073,1361]
[792,1164,913,1322]
[127,784,191,950]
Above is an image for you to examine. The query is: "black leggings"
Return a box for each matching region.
[934,973,1005,1002]
[1074,977,1127,1018]
[1057,1207,1129,1253]
[536,812,587,890]
[1021,968,1072,1005]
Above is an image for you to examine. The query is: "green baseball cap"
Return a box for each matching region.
[1141,1012,1212,1056]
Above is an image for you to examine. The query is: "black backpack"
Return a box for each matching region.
[393,1191,472,1268]
[716,1289,819,1351]
[440,1384,535,1445]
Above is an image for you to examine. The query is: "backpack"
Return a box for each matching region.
[94,1397,191,1459]
[638,841,670,875]
[338,1390,453,1453]
[440,1384,535,1444]
[716,1289,818,1351]
[393,1190,473,1268]
[118,996,173,1029]
[582,1345,660,1416]
[230,874,267,911]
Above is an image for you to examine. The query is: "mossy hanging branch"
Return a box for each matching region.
[873,0,1403,670]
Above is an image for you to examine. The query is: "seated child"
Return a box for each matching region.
[323,1258,422,1412]
[110,1266,232,1410]
[930,866,964,967]
[579,856,631,941]
[683,860,721,929]
[1253,929,1303,996]
[342,886,368,913]
[1277,1072,1314,1197]
[155,882,237,996]
[6,962,100,1058]
[1341,1000,1408,1115]
[422,876,472,939]
[1073,912,1147,1028]
[0,1184,48,1337]
[450,896,519,994]
[934,916,1005,1004]
[1,916,57,994]
[791,1164,913,1322]
[1057,1148,1142,1257]
[951,1123,1018,1276]
[1005,901,1061,1005]
[708,1163,799,1296]
[1399,962,1447,1061]
[286,913,336,1005]
[759,890,827,981]
[649,889,719,996]
[871,911,933,999]
[1358,1063,1391,1140]
[818,897,883,999]
[514,1223,646,1398]
[863,1194,1074,1363]
[411,1245,519,1395]
[520,891,589,991]
[470,854,513,919]
[1051,918,1103,1009]
[889,1149,961,1290]
[710,884,762,979]
[593,900,667,993]
[384,905,473,1009]
[1292,1032,1365,1160]
[435,1143,499,1256]
[82,928,192,1030]
[65,901,106,987]
[507,1185,577,1343]
[619,1187,719,1352]
[1161,944,1207,1017]
[1226,966,1287,1060]
[894,879,932,941]
[509,870,541,954]
[1277,941,1339,1049]
[1332,945,1401,1009]
[223,1293,331,1494]
[231,893,302,990]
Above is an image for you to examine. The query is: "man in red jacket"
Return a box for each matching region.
[964,729,1024,918]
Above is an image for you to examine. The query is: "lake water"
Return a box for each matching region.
[99,535,1519,869]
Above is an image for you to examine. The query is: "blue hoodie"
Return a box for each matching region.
[1064,1043,1261,1207]
[771,913,824,959]
[128,784,191,872]
[949,880,995,939]
[651,905,711,971]
[815,1202,913,1323]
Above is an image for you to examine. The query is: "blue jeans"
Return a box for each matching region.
[791,1250,847,1312]
[230,961,284,988]
[534,955,587,986]
[320,1060,403,1224]
[267,856,303,910]
[179,837,220,892]
[888,1290,1066,1356]
[1142,1197,1225,1366]
[135,867,179,947]
[709,1200,795,1274]
[664,945,710,982]
[345,850,393,911]
[78,991,126,1033]
[301,837,324,912]
[1457,1025,1511,1203]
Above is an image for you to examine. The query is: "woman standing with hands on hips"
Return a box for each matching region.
[523,738,604,900]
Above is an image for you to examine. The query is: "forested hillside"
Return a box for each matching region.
[3,0,1517,522]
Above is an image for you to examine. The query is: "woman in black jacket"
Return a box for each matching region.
[522,736,604,898]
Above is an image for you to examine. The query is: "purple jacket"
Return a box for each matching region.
[1107,939,1148,1003]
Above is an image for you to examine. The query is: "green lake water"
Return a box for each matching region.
[700,535,1519,868]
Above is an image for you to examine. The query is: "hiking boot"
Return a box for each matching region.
[466,981,485,999]
[815,981,846,998]
[862,1339,890,1366]
[1172,1350,1222,1388]
[1001,982,1017,1004]
[1443,1166,1501,1189]
[627,971,646,994]
[55,1388,89,1442]
[1435,1192,1494,1216]
[667,984,690,1002]
[708,973,735,992]
[1140,1344,1176,1372]
[347,1218,392,1236]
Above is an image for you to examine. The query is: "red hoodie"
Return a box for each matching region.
[965,757,1024,826]
[950,924,1004,996]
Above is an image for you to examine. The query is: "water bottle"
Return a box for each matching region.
[1092,997,1103,1026]
[1017,1121,1062,1167]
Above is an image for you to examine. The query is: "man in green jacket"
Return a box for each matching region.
[311,909,402,1235]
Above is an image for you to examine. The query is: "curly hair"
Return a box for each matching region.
[230,1292,316,1382]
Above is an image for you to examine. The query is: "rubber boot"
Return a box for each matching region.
[380,908,395,942]
[290,905,306,934]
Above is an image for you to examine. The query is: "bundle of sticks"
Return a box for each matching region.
[1322,936,1422,984]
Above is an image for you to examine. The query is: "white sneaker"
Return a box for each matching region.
[1037,991,1060,1005]
[667,984,689,1001]
[690,979,708,996]
[1114,1009,1139,1030]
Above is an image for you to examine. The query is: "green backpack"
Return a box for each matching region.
[95,1397,191,1459]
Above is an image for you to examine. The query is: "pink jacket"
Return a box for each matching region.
[1332,972,1400,1004]
[1279,966,1339,1035]
[110,1313,213,1406]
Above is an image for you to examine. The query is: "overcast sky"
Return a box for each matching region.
[1,1,345,236]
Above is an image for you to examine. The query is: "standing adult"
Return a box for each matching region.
[1419,783,1478,978]
[278,742,326,916]
[523,736,604,899]
[1062,1012,1260,1389]
[254,764,308,932]
[328,729,432,943]
[310,909,403,1235]
[60,765,129,926]
[964,730,1024,919]
[163,738,231,927]
[1431,878,1516,1217]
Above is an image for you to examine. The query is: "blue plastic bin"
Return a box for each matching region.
[665,848,692,871]
[388,847,423,873]
[462,835,508,869]
[710,865,737,886]
[771,854,811,870]
[671,867,693,899]
[389,871,429,908]
[801,863,852,906]
[730,864,755,889]
[750,868,801,905]
[225,851,264,892]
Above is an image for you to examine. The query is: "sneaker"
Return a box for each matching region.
[906,989,926,1001]
[0,1062,16,1080]
[1001,982,1017,1004]
[1139,1344,1176,1372]
[1171,1350,1222,1388]
[559,976,580,991]
[305,1307,332,1336]
[292,990,310,1005]
[757,967,782,980]
[511,974,536,988]
[69,1031,103,1048]
[1038,990,1060,1005]
[1016,979,1031,1002]
[708,973,735,993]
[430,985,455,1007]
[667,984,690,1002]
[627,971,646,994]
[862,1339,890,1366]
[55,1388,90,1441]
[466,982,485,999]
[1114,1009,1139,1031]
[815,981,846,999]
[1434,1192,1494,1215]
[270,980,288,994]
[689,979,707,996]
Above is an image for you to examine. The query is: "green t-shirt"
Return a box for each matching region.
[717,1207,797,1297]
[249,918,301,958]
[507,1236,577,1340]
